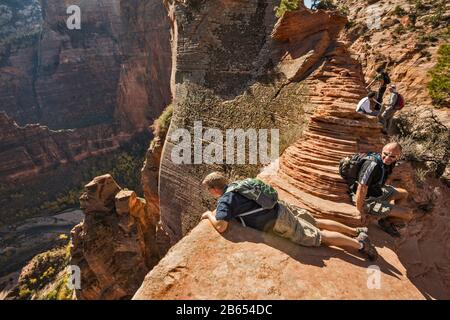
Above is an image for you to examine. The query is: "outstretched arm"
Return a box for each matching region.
[355,183,368,214]
[201,211,229,233]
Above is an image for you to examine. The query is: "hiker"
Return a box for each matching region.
[339,142,414,237]
[367,66,391,110]
[356,92,379,116]
[378,85,404,134]
[201,172,378,261]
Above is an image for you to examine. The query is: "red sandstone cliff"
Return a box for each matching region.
[0,0,172,182]
[0,0,172,226]
[136,2,449,300]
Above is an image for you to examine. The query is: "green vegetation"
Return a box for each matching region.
[414,0,426,12]
[15,244,73,300]
[393,24,406,36]
[394,110,449,181]
[152,104,173,137]
[275,0,300,18]
[393,5,407,17]
[428,44,450,108]
[426,0,447,28]
[337,4,349,17]
[419,34,439,43]
[44,273,73,300]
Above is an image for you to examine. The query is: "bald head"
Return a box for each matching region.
[381,142,402,165]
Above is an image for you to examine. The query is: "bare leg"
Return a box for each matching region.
[388,206,414,222]
[390,188,409,206]
[316,219,359,237]
[320,230,361,251]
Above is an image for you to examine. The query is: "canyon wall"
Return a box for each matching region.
[159,0,350,243]
[0,0,172,226]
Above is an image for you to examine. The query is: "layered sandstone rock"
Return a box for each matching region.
[0,0,171,178]
[159,0,359,243]
[0,112,130,181]
[0,0,171,226]
[133,220,425,300]
[1,0,171,131]
[258,5,385,226]
[386,163,450,299]
[71,174,166,300]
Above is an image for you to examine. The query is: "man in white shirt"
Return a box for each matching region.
[356,92,379,116]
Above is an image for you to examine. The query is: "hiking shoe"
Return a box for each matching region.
[355,227,368,237]
[378,218,400,238]
[358,235,378,261]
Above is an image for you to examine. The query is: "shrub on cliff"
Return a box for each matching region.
[152,104,173,138]
[393,110,449,182]
[11,245,72,300]
[428,44,450,108]
[275,0,300,18]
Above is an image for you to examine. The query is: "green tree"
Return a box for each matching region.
[428,44,450,108]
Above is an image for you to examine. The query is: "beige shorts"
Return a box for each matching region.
[272,201,321,247]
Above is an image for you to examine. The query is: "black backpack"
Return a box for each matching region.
[339,153,379,187]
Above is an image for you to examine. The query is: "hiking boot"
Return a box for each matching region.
[378,218,400,238]
[355,227,368,237]
[358,235,378,261]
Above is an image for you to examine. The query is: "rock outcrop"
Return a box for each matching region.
[70,174,167,300]
[159,0,364,243]
[260,9,385,226]
[135,3,449,300]
[133,220,425,300]
[0,112,130,181]
[335,0,449,124]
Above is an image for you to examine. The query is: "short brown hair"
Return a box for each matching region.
[202,172,228,190]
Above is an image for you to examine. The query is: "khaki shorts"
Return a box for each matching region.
[272,201,321,247]
[353,185,396,218]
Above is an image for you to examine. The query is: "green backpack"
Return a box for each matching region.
[225,178,278,210]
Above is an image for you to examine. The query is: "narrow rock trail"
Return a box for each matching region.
[261,43,385,226]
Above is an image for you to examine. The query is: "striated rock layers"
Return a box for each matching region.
[0,112,129,181]
[0,0,172,181]
[260,8,385,226]
[0,0,172,225]
[144,3,449,300]
[133,220,425,300]
[1,0,172,131]
[159,0,366,243]
[70,174,168,300]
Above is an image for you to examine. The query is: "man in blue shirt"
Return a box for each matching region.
[201,172,378,261]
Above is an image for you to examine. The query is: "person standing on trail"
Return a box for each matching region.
[339,142,414,238]
[201,172,378,261]
[370,66,391,110]
[356,91,379,116]
[378,85,403,134]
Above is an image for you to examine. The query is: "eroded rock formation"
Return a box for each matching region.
[159,0,361,243]
[71,174,166,300]
[137,3,449,300]
[133,220,425,299]
[1,0,171,130]
[0,112,130,181]
[0,0,172,226]
[260,9,385,226]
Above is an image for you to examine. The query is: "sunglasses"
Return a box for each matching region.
[382,151,399,160]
